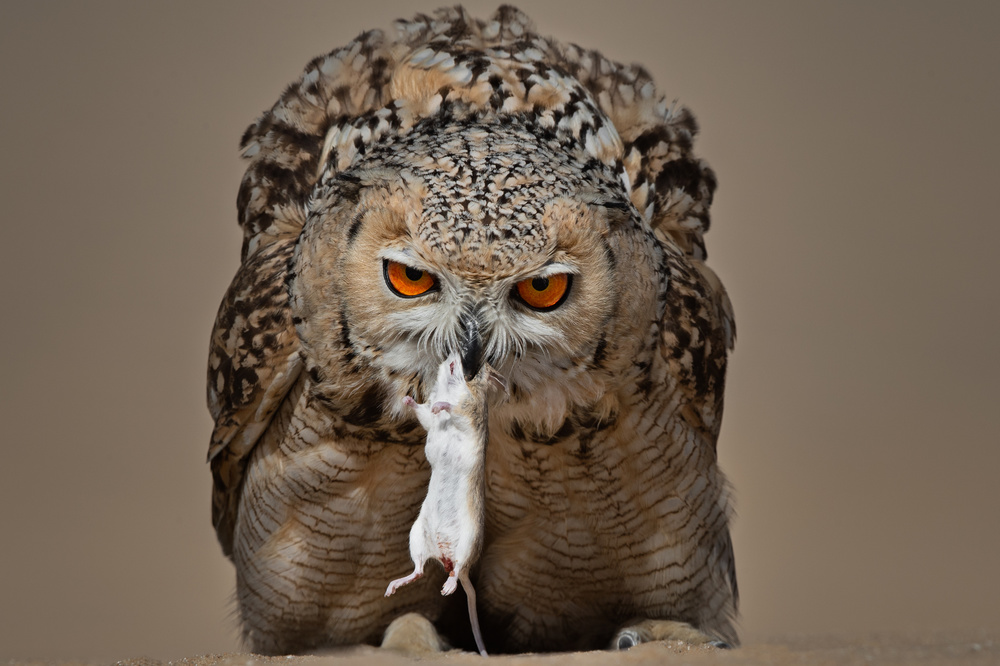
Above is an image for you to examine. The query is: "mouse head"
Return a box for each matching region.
[428,352,472,408]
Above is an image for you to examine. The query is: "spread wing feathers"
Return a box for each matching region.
[234,5,717,262]
[207,238,302,556]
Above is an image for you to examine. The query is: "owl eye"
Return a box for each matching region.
[514,273,572,311]
[384,260,437,298]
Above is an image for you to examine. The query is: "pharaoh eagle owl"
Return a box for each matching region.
[208,5,738,655]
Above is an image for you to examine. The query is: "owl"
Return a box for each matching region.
[207,5,738,655]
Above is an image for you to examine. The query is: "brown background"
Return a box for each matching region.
[1,1,997,661]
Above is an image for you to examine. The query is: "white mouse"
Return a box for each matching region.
[385,353,491,656]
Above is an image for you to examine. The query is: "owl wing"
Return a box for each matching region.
[206,35,342,552]
[206,28,396,555]
[654,248,739,630]
[207,238,303,556]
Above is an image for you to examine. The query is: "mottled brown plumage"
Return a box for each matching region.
[208,5,737,655]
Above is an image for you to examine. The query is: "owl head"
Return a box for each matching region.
[235,7,723,445]
[289,119,663,438]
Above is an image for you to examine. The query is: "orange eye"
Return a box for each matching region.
[384,260,437,298]
[514,273,571,311]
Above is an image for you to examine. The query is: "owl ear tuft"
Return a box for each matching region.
[595,199,633,234]
[572,191,633,235]
[332,168,400,203]
[581,195,633,236]
[333,172,365,203]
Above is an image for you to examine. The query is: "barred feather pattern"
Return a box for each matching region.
[208,4,737,654]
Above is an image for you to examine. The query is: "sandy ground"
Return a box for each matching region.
[1,3,999,665]
[9,633,999,666]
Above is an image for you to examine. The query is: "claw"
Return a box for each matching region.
[615,630,640,650]
[610,619,731,650]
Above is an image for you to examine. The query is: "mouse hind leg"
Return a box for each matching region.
[441,572,459,595]
[385,560,425,597]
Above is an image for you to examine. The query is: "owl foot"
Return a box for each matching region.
[610,619,732,650]
[381,612,449,656]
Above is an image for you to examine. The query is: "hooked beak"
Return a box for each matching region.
[459,311,483,381]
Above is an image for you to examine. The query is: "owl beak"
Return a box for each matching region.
[459,313,483,381]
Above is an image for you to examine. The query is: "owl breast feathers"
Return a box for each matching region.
[207,4,738,655]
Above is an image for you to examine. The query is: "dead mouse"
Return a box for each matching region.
[385,352,497,656]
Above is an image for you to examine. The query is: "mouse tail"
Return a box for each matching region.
[460,572,488,656]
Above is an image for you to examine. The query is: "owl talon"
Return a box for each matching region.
[615,630,640,650]
[381,612,449,655]
[610,619,734,650]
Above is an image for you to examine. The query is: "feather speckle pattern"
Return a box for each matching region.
[208,5,737,655]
